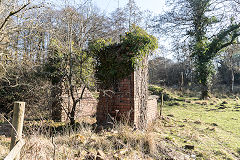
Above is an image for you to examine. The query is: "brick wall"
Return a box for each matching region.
[96,75,134,124]
[61,88,97,122]
[146,96,159,124]
[96,56,158,128]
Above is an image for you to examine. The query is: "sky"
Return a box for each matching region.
[44,0,166,14]
[43,0,170,58]
[92,0,165,15]
[91,0,170,58]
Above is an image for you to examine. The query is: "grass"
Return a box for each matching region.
[1,89,240,159]
[0,117,191,160]
[0,136,10,159]
[15,123,170,159]
[162,92,240,159]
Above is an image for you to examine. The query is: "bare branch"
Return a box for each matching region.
[0,2,30,30]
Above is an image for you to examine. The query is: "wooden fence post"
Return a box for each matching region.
[180,72,184,92]
[10,101,25,160]
[160,93,163,117]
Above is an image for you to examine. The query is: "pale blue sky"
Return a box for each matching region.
[92,0,170,58]
[91,0,169,58]
[92,0,165,14]
[43,0,170,58]
[44,0,165,15]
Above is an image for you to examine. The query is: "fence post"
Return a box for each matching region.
[180,72,184,92]
[10,101,25,160]
[160,93,163,117]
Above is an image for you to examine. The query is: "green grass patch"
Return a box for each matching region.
[159,91,240,159]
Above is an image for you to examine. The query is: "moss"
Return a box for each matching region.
[148,85,172,101]
[148,85,164,95]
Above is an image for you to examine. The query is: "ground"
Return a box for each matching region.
[1,90,240,159]
[161,92,240,160]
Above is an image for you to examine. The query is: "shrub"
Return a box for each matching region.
[148,85,171,101]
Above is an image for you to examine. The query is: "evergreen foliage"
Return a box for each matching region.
[89,26,158,88]
[192,22,240,99]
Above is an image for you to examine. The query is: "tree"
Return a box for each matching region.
[0,0,157,122]
[110,8,128,41]
[0,0,31,31]
[0,0,113,122]
[193,22,240,99]
[0,0,52,119]
[218,44,240,93]
[43,3,113,124]
[0,0,31,80]
[154,0,240,99]
[148,56,173,85]
[124,0,142,30]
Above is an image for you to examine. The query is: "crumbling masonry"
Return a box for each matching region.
[96,57,158,128]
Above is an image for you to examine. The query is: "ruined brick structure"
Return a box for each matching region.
[60,87,97,122]
[96,57,158,128]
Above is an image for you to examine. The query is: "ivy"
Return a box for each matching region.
[192,21,240,99]
[89,26,158,88]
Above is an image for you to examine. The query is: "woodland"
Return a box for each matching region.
[1,0,240,159]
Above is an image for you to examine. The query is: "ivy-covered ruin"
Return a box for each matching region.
[89,26,158,128]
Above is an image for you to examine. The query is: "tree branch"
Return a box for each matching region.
[219,33,240,50]
[75,86,86,104]
[207,23,240,57]
[0,2,30,30]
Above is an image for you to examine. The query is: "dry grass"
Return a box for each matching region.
[0,136,10,159]
[0,117,192,160]
[4,92,240,160]
[7,88,240,159]
[20,123,163,160]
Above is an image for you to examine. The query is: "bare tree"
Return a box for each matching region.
[219,44,240,93]
[43,2,116,124]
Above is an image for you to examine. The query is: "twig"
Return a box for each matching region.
[52,136,56,160]
[0,2,30,30]
[0,113,19,137]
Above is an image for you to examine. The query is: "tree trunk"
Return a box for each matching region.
[230,68,234,93]
[201,84,210,100]
[70,101,77,125]
[69,86,86,125]
[180,72,184,92]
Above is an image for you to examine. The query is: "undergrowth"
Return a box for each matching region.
[1,88,240,159]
